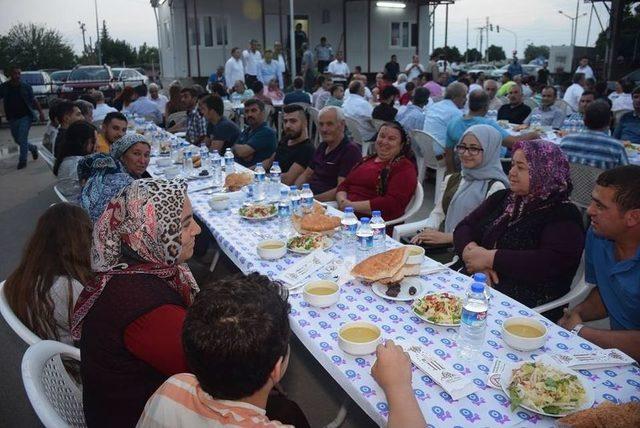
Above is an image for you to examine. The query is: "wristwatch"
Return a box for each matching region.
[571,323,585,336]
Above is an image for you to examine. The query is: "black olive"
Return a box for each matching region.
[199,169,210,176]
[408,286,417,295]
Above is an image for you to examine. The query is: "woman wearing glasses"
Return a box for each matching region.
[411,125,509,249]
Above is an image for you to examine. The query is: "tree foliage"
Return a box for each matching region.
[78,21,159,67]
[137,43,159,65]
[464,48,482,63]
[0,23,75,70]
[523,44,550,62]
[487,45,506,62]
[594,3,640,61]
[432,46,463,63]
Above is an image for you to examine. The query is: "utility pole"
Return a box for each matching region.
[465,17,469,63]
[78,21,87,54]
[94,0,102,64]
[486,17,490,61]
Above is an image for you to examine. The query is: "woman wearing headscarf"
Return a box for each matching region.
[111,133,152,179]
[336,121,417,221]
[410,125,510,249]
[71,179,201,427]
[454,140,584,317]
[77,153,134,222]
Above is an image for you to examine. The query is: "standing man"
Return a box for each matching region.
[315,37,334,74]
[384,55,400,81]
[301,43,315,92]
[242,40,262,88]
[537,61,550,86]
[273,41,287,85]
[507,56,523,79]
[147,83,168,116]
[198,94,240,155]
[257,49,283,89]
[405,55,425,82]
[224,48,245,90]
[232,98,277,168]
[563,73,586,113]
[0,66,45,169]
[427,54,440,81]
[327,52,350,86]
[293,23,308,73]
[575,56,595,81]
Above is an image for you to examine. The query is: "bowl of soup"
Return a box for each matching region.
[208,195,229,211]
[502,316,548,351]
[164,166,181,179]
[303,280,340,308]
[257,240,287,260]
[405,245,425,266]
[338,321,382,355]
[156,157,172,168]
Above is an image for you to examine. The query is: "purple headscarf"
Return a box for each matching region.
[489,140,572,240]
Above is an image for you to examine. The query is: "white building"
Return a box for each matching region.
[153,0,442,82]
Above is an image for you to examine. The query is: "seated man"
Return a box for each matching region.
[497,84,531,124]
[613,86,640,144]
[96,112,127,154]
[372,85,400,122]
[523,86,565,129]
[173,87,208,144]
[53,100,84,158]
[91,90,117,122]
[295,106,362,202]
[558,165,640,362]
[313,75,333,110]
[561,90,596,132]
[126,84,163,125]
[263,104,314,185]
[283,76,311,105]
[342,80,376,141]
[198,94,240,155]
[484,79,503,111]
[147,83,168,114]
[397,87,429,134]
[232,98,277,168]
[560,101,629,170]
[422,82,467,156]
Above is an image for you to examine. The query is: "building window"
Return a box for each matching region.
[390,21,417,48]
[163,21,171,48]
[203,16,214,47]
[188,17,199,46]
[215,16,228,46]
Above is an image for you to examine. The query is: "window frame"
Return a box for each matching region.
[389,20,417,49]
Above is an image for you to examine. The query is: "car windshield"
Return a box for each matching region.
[68,67,110,81]
[21,73,45,85]
[112,68,124,78]
[50,70,70,81]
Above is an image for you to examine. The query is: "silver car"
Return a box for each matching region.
[112,68,149,90]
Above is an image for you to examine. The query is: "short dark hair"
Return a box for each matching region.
[405,82,416,92]
[244,98,265,112]
[633,86,640,96]
[293,77,304,89]
[103,111,127,125]
[596,165,640,212]
[231,47,240,55]
[330,84,342,95]
[348,80,362,95]
[573,72,585,84]
[580,90,596,99]
[251,80,264,93]
[542,85,557,97]
[282,103,305,116]
[134,84,148,97]
[180,87,198,98]
[53,121,97,175]
[412,87,430,106]
[200,94,224,117]
[468,89,490,112]
[55,101,78,123]
[210,82,227,98]
[380,85,399,100]
[48,98,63,122]
[620,79,635,94]
[182,273,290,400]
[584,100,611,130]
[503,72,512,79]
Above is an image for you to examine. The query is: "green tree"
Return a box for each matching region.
[523,44,549,63]
[137,43,159,65]
[464,48,482,63]
[594,3,640,62]
[98,20,137,66]
[0,23,75,70]
[486,45,506,62]
[432,46,463,63]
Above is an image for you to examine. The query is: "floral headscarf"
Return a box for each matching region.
[77,153,134,222]
[71,178,198,340]
[110,133,150,161]
[490,139,572,236]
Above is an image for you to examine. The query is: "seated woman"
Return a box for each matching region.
[336,121,417,221]
[265,78,285,102]
[110,133,152,179]
[78,153,134,222]
[453,140,585,318]
[410,125,509,249]
[53,120,97,202]
[325,84,345,107]
[4,203,93,345]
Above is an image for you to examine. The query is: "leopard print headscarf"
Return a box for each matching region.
[71,178,198,340]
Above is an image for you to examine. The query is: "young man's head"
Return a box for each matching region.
[390,54,397,63]
[540,86,557,107]
[319,36,327,46]
[183,273,291,401]
[231,47,242,60]
[133,84,148,100]
[412,87,430,108]
[467,89,490,115]
[101,112,128,144]
[583,100,611,132]
[579,56,589,67]
[501,72,511,84]
[198,94,224,124]
[578,90,596,114]
[293,77,304,90]
[380,85,399,104]
[587,165,640,241]
[56,101,84,128]
[180,87,198,110]
[244,98,266,129]
[573,72,586,87]
[264,49,273,62]
[336,51,344,62]
[282,104,308,141]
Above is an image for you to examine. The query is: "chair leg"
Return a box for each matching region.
[208,250,220,272]
[324,400,348,428]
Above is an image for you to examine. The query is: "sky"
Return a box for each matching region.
[0,0,610,57]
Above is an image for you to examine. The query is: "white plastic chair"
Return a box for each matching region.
[533,254,592,314]
[38,147,56,171]
[53,185,69,203]
[0,280,41,345]
[22,340,86,428]
[569,163,603,210]
[344,116,372,157]
[409,129,446,204]
[372,119,386,132]
[167,111,187,128]
[307,106,320,147]
[387,182,424,227]
[554,99,570,116]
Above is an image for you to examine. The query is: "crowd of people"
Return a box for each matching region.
[1,42,640,427]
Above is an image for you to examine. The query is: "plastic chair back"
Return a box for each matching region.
[569,163,603,210]
[53,185,69,203]
[167,111,187,128]
[533,254,592,314]
[21,340,86,428]
[554,99,570,115]
[0,281,41,346]
[372,119,386,131]
[387,182,424,227]
[307,106,320,147]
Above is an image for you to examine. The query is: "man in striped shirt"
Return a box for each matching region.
[560,101,629,170]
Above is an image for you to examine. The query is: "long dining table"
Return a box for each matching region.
[146,131,640,427]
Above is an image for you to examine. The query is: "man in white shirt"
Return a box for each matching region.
[224,47,245,89]
[257,49,283,89]
[422,82,467,155]
[327,51,350,85]
[273,41,286,82]
[342,80,376,141]
[405,55,425,82]
[242,39,262,88]
[575,56,595,81]
[484,79,503,111]
[147,83,168,114]
[345,75,373,101]
[91,90,117,122]
[563,72,585,113]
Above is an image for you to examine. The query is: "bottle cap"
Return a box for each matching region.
[472,273,487,284]
[360,217,370,224]
[372,210,381,217]
[256,162,262,167]
[273,161,279,166]
[344,207,354,213]
[471,282,485,293]
[280,189,288,195]
[302,183,310,189]
[289,185,297,190]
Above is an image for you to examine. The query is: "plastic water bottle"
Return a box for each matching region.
[199,144,209,170]
[457,281,489,359]
[183,151,193,174]
[300,183,314,212]
[472,272,492,301]
[254,163,266,200]
[289,185,301,214]
[269,161,282,199]
[211,152,223,186]
[356,217,374,251]
[278,188,291,219]
[224,148,235,173]
[370,210,386,249]
[341,207,358,239]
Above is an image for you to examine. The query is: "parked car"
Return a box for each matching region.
[112,67,149,90]
[466,64,498,75]
[21,71,54,107]
[489,64,510,79]
[522,64,541,78]
[49,70,71,95]
[61,65,116,102]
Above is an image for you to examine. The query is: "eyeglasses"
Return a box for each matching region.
[456,144,484,155]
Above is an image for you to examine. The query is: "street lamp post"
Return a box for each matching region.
[558,8,587,46]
